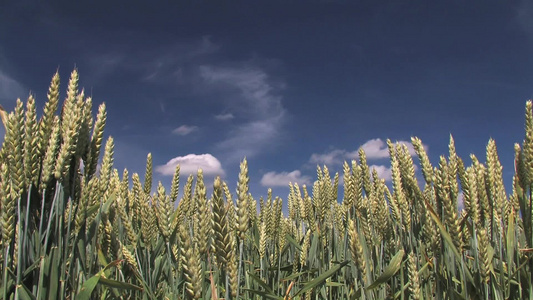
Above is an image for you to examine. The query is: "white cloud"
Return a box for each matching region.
[155,153,225,176]
[260,170,312,187]
[369,165,392,182]
[457,191,465,211]
[309,149,346,166]
[214,112,234,121]
[310,138,424,167]
[516,0,533,40]
[172,125,198,136]
[0,70,25,103]
[349,138,416,160]
[200,64,286,161]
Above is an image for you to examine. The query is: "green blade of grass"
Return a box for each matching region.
[292,260,349,297]
[366,249,404,291]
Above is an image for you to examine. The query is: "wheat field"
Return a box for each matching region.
[0,70,532,299]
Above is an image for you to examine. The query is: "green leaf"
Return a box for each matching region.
[285,234,302,251]
[424,198,476,286]
[98,277,143,291]
[75,274,102,300]
[365,249,404,290]
[292,260,350,297]
[242,289,283,299]
[247,271,274,294]
[16,283,36,300]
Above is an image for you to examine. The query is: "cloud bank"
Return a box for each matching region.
[155,153,225,176]
[310,138,421,166]
[200,64,286,161]
[260,170,312,187]
[172,125,198,136]
[0,70,25,104]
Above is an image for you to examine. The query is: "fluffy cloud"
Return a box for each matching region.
[0,70,25,104]
[369,165,392,182]
[310,138,423,166]
[309,149,346,166]
[260,170,312,187]
[172,125,198,136]
[155,153,225,176]
[352,138,416,160]
[214,112,234,121]
[200,64,286,161]
[517,0,533,40]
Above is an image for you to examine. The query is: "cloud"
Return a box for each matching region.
[200,64,286,161]
[309,149,346,166]
[369,165,392,182]
[457,191,465,211]
[172,125,198,136]
[260,170,312,187]
[0,70,25,104]
[351,138,416,160]
[310,138,423,166]
[214,112,234,121]
[516,0,533,40]
[155,153,225,176]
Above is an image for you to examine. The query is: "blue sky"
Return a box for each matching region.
[1,1,533,200]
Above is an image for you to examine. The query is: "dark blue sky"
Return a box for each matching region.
[1,1,532,199]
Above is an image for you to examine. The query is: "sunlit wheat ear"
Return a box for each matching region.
[523,100,533,184]
[477,228,491,283]
[348,219,366,280]
[300,228,311,267]
[117,195,137,248]
[8,100,25,196]
[358,148,372,195]
[227,235,239,298]
[248,193,257,226]
[76,96,92,162]
[54,103,82,181]
[335,203,346,237]
[436,156,463,250]
[486,139,506,231]
[156,182,172,241]
[179,224,202,299]
[472,155,490,228]
[342,161,355,209]
[143,153,152,195]
[85,103,106,179]
[259,221,267,260]
[0,104,8,131]
[412,136,434,184]
[121,243,139,271]
[40,116,60,190]
[264,189,273,239]
[24,94,39,186]
[514,143,528,195]
[193,169,210,255]
[393,143,414,232]
[212,176,231,267]
[96,137,114,193]
[278,218,288,253]
[38,71,60,157]
[1,164,15,248]
[12,223,19,269]
[446,135,460,201]
[388,143,404,229]
[236,158,249,240]
[408,252,420,300]
[169,164,180,203]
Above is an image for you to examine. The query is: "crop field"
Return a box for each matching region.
[0,70,532,299]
